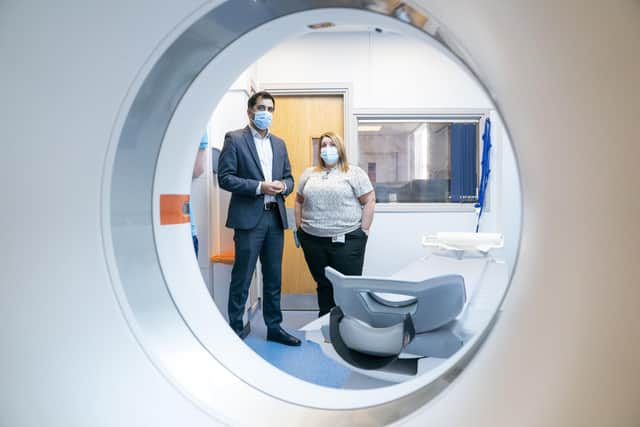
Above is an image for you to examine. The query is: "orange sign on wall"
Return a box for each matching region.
[159,194,190,225]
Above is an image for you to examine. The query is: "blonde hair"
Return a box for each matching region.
[315,132,349,173]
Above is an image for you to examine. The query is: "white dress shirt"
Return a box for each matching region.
[250,126,276,204]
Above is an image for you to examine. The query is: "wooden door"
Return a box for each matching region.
[269,95,344,295]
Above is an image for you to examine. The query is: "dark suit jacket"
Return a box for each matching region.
[218,126,294,230]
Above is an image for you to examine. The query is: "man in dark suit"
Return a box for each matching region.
[217,91,300,346]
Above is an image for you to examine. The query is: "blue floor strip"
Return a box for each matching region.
[244,330,352,388]
[244,310,353,388]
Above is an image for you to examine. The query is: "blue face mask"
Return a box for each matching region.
[320,146,340,165]
[253,110,272,130]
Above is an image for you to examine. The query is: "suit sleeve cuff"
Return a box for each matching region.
[256,182,262,195]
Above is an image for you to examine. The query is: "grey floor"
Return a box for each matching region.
[281,293,318,311]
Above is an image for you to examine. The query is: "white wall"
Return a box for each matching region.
[256,31,490,109]
[255,31,521,275]
[194,68,256,264]
[205,72,255,256]
[191,68,261,315]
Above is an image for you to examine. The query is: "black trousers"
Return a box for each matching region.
[228,209,284,335]
[298,228,368,316]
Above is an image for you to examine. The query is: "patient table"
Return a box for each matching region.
[300,233,509,383]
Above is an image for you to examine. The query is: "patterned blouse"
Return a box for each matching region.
[297,164,373,237]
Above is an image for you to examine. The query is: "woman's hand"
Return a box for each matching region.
[359,191,375,234]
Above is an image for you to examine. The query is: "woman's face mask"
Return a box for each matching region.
[320,145,339,165]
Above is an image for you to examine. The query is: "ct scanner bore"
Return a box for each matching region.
[1,1,638,426]
[112,0,520,417]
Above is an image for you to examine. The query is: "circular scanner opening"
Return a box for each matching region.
[105,2,522,422]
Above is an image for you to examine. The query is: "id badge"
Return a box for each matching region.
[331,234,345,244]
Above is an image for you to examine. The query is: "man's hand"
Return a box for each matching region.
[260,181,284,195]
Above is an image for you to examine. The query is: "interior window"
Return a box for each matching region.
[357,119,479,203]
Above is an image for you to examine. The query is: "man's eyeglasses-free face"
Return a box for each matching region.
[254,104,274,113]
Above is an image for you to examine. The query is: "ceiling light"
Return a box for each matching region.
[358,125,382,132]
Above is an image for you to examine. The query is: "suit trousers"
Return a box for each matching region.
[228,208,284,335]
[298,228,368,316]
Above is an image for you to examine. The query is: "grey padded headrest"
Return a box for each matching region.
[368,292,417,308]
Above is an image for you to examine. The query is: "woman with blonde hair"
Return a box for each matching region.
[294,132,375,316]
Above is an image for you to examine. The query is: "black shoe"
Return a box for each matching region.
[233,322,251,340]
[267,327,301,346]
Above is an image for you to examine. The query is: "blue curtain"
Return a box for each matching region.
[475,118,492,231]
[450,123,477,202]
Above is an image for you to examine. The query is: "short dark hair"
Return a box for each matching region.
[247,91,275,110]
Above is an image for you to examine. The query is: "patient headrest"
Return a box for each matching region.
[368,292,417,308]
